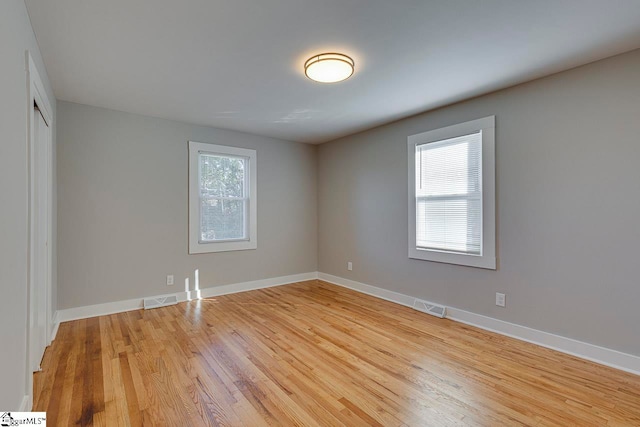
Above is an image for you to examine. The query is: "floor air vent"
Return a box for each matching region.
[412,298,446,318]
[143,295,178,310]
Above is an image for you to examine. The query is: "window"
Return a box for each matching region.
[189,141,257,254]
[408,116,496,269]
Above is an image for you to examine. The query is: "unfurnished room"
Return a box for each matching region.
[2,0,640,425]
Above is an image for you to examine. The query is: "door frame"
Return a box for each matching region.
[25,51,54,410]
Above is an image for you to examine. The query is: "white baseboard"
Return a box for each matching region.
[48,318,59,344]
[55,295,148,323]
[196,271,318,299]
[19,395,30,411]
[318,272,416,308]
[50,321,59,342]
[446,307,640,376]
[317,272,640,376]
[55,272,318,324]
[50,270,640,376]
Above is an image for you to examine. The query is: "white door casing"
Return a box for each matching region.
[29,106,49,372]
[26,51,54,410]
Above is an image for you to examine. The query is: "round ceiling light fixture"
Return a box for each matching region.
[304,53,354,83]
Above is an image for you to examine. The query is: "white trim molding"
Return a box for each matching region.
[408,116,496,270]
[51,271,640,377]
[55,272,318,323]
[19,395,30,412]
[318,272,416,308]
[317,272,640,376]
[25,50,54,414]
[49,320,59,343]
[446,307,640,376]
[188,141,257,254]
[195,272,317,299]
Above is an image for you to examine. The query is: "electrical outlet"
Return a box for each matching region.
[347,261,353,271]
[495,292,506,307]
[166,275,174,286]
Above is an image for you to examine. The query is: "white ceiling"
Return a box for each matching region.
[25,0,640,144]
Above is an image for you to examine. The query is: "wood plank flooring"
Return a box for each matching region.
[34,280,640,426]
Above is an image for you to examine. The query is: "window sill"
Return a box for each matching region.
[408,247,496,270]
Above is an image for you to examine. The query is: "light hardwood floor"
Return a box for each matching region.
[34,280,640,426]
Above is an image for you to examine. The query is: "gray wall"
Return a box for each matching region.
[318,49,640,357]
[57,101,317,309]
[0,0,56,409]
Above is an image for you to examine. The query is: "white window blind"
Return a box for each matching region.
[199,153,248,242]
[415,131,482,255]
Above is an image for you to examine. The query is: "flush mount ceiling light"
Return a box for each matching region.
[304,53,355,83]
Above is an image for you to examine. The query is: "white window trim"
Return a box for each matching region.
[189,141,257,254]
[407,116,496,269]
